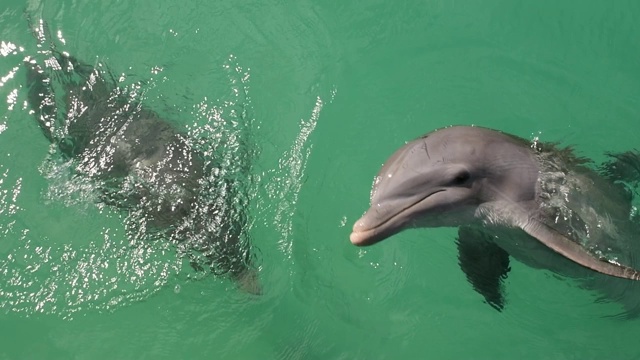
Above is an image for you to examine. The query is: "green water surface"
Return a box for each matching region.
[1,0,640,359]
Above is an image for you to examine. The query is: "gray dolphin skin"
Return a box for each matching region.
[351,125,640,310]
[24,18,260,294]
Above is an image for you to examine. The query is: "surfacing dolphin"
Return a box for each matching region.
[24,18,260,294]
[351,125,640,311]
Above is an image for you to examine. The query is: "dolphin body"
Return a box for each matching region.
[24,20,260,294]
[351,125,640,311]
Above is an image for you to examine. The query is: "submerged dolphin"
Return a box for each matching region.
[24,19,260,294]
[351,125,640,310]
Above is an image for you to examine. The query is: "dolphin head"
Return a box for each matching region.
[350,126,539,246]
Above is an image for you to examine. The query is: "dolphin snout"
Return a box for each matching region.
[350,214,387,246]
[350,219,371,245]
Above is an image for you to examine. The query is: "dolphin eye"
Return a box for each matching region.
[452,171,471,185]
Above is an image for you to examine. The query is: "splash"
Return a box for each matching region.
[0,165,22,237]
[0,227,180,319]
[260,96,324,258]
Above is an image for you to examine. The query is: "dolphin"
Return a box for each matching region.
[24,18,260,294]
[351,125,640,310]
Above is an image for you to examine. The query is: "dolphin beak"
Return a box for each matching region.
[350,217,381,246]
[349,207,405,246]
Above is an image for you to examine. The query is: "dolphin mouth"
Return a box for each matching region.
[350,190,445,246]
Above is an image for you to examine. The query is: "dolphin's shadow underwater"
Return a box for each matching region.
[24,18,260,294]
[351,125,640,316]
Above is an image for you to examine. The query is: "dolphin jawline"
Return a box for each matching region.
[350,189,445,246]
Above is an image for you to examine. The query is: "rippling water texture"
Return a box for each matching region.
[1,0,640,359]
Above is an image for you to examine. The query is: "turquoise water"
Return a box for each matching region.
[2,0,640,359]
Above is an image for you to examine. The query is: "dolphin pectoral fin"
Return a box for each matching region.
[520,219,640,280]
[52,51,95,78]
[457,226,510,311]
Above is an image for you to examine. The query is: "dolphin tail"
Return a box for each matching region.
[230,267,262,295]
